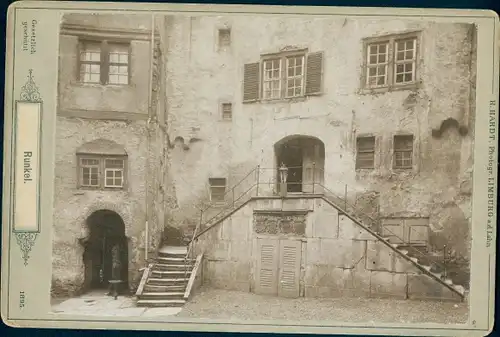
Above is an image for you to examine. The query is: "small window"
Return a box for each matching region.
[221,103,232,121]
[356,136,375,169]
[209,178,226,202]
[393,135,413,169]
[79,40,130,85]
[218,28,231,49]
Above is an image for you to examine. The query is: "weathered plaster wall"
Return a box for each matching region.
[162,15,475,268]
[52,14,169,297]
[52,118,168,296]
[59,14,154,116]
[194,197,462,301]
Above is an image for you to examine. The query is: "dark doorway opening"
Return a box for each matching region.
[81,210,129,295]
[274,136,326,194]
[276,139,304,192]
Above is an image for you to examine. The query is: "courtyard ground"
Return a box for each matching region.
[176,287,469,324]
[51,288,468,324]
[51,290,181,318]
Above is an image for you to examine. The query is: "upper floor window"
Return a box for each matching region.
[393,135,414,169]
[356,136,375,169]
[79,40,130,85]
[209,178,226,202]
[76,139,128,190]
[363,33,419,90]
[243,50,324,102]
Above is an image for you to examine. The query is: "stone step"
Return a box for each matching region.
[147,278,190,285]
[138,292,185,300]
[154,263,193,271]
[158,246,188,256]
[137,299,186,308]
[156,256,194,265]
[151,270,191,277]
[144,284,186,292]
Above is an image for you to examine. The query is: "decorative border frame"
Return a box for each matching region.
[12,69,43,266]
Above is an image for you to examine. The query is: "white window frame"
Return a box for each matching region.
[78,39,131,86]
[104,159,125,188]
[261,51,306,100]
[393,135,414,169]
[80,158,100,187]
[366,42,389,88]
[77,155,127,190]
[393,38,417,85]
[363,32,419,90]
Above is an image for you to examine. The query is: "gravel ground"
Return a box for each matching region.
[176,287,468,324]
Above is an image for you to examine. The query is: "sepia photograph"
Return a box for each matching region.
[47,11,477,325]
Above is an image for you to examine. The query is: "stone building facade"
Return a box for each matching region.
[159,16,476,288]
[52,13,477,298]
[52,13,173,296]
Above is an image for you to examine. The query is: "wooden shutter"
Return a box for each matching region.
[305,51,324,95]
[278,240,301,298]
[255,239,278,295]
[243,62,260,102]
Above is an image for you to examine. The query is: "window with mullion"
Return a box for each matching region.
[79,40,130,85]
[80,41,102,84]
[394,38,417,85]
[285,55,305,98]
[108,43,130,85]
[366,42,389,87]
[104,158,125,188]
[263,58,282,99]
[80,158,100,187]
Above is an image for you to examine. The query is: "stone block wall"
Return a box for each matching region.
[193,196,463,302]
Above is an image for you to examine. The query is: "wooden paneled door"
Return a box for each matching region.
[255,239,302,298]
[278,240,301,298]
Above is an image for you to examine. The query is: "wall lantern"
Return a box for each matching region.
[279,162,289,184]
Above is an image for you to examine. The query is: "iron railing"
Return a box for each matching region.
[182,163,466,287]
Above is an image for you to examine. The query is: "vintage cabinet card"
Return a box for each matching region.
[1,1,499,336]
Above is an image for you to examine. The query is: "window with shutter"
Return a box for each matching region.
[243,62,260,102]
[305,51,323,95]
[356,136,375,169]
[243,50,324,103]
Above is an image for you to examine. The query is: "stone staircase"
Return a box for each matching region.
[136,246,195,307]
[382,240,467,296]
[321,195,466,300]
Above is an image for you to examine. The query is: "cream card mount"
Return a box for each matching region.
[1,1,499,336]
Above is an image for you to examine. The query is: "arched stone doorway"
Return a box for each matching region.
[81,210,129,294]
[274,135,325,193]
